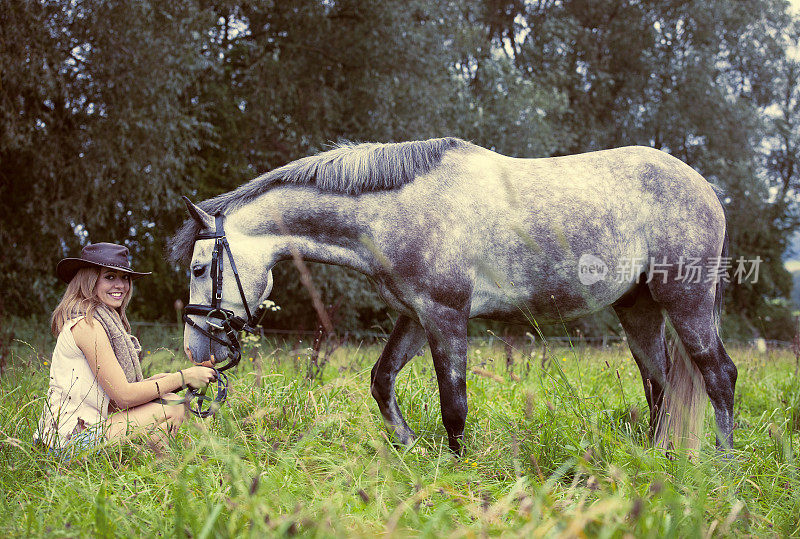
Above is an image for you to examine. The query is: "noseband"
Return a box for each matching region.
[181,213,266,416]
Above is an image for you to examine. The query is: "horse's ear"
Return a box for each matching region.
[182,196,214,230]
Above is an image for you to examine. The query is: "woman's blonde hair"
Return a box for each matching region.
[50,267,133,336]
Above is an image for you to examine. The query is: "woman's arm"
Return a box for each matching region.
[144,373,170,381]
[72,319,215,409]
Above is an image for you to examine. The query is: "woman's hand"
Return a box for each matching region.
[181,366,217,389]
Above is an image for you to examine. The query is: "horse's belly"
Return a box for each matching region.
[469,263,637,323]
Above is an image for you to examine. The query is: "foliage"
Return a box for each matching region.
[3,328,800,535]
[3,0,800,338]
[1,0,213,317]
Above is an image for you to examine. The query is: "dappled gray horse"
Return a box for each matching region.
[169,137,736,454]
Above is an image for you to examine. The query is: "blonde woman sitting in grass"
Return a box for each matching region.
[35,243,215,459]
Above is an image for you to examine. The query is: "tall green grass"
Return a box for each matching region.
[2,324,799,536]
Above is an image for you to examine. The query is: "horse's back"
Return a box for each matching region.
[430,144,726,321]
[458,144,724,251]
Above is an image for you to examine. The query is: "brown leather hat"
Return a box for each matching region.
[56,243,151,283]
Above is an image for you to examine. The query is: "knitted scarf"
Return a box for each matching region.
[70,303,144,383]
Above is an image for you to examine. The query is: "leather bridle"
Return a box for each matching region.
[180,212,266,416]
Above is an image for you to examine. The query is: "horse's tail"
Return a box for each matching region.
[653,190,727,453]
[653,336,707,453]
[714,225,729,328]
[710,183,729,330]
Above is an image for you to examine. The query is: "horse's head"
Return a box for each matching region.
[181,198,274,365]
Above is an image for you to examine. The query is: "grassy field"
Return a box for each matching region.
[2,322,800,537]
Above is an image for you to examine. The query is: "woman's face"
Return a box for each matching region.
[94,269,131,309]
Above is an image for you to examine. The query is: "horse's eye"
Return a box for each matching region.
[192,266,206,278]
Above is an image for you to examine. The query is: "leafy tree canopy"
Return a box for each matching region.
[3,0,800,339]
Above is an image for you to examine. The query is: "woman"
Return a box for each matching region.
[36,242,215,459]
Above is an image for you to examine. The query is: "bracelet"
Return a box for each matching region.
[178,369,186,389]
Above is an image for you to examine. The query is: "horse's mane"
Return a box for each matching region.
[168,137,472,263]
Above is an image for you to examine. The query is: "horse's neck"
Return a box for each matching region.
[234,186,373,273]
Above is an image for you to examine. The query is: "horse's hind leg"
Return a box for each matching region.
[370,315,427,446]
[612,284,669,435]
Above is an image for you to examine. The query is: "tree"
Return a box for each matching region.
[478,0,800,338]
[4,0,800,340]
[1,1,212,317]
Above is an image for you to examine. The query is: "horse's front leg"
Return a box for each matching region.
[421,304,469,455]
[370,315,428,446]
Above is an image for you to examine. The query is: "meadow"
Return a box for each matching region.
[2,321,800,537]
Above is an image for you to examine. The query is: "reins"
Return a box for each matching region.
[156,368,229,418]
